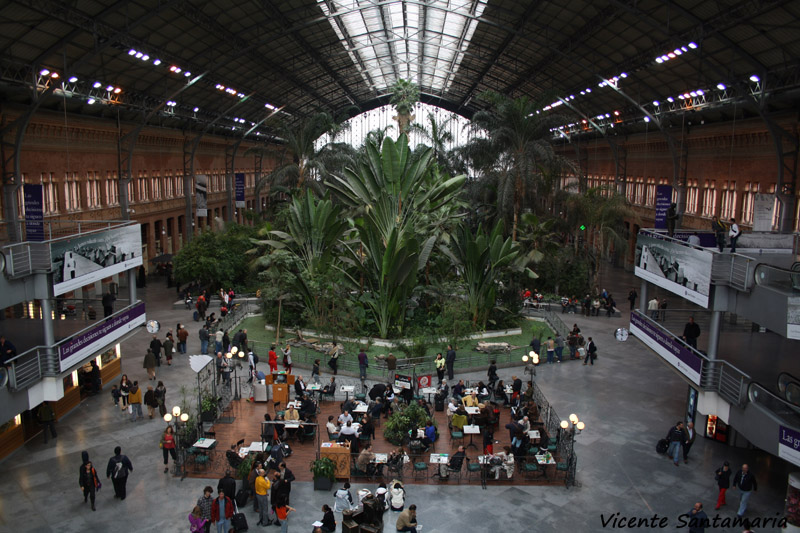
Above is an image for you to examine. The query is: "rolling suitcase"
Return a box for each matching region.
[656,439,669,454]
[434,395,445,412]
[232,502,248,531]
[235,487,249,507]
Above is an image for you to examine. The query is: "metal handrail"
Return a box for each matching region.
[748,382,800,429]
[754,262,800,292]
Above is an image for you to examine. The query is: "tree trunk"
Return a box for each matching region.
[276,298,282,345]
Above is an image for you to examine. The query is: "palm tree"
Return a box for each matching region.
[255,112,354,195]
[466,91,566,241]
[390,79,419,135]
[408,111,457,175]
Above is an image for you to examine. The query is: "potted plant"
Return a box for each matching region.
[309,457,335,491]
[200,396,217,422]
[238,456,255,482]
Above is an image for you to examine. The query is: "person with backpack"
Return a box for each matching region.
[79,460,101,511]
[334,482,354,512]
[106,446,133,500]
[714,461,732,510]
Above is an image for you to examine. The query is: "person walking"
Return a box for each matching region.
[714,461,732,510]
[682,317,701,350]
[163,334,175,366]
[711,216,726,253]
[128,381,143,421]
[666,202,679,237]
[199,325,210,355]
[79,460,100,511]
[215,329,224,355]
[143,349,157,380]
[733,463,757,517]
[255,468,273,526]
[445,344,456,381]
[358,347,368,380]
[106,446,133,500]
[327,345,339,375]
[177,324,189,354]
[728,218,741,253]
[37,401,57,443]
[627,288,638,311]
[119,374,131,408]
[161,425,178,473]
[210,489,234,533]
[268,345,278,373]
[682,421,696,463]
[583,337,597,366]
[274,502,295,533]
[554,333,565,363]
[143,385,158,419]
[311,359,320,384]
[648,297,660,320]
[150,334,163,367]
[155,381,167,417]
[197,486,214,533]
[665,421,685,467]
[685,502,708,533]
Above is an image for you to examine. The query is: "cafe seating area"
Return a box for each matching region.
[184,379,572,486]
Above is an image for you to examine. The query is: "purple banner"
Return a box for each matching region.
[235,172,245,207]
[24,184,44,242]
[629,311,702,385]
[59,301,146,371]
[779,426,800,467]
[654,185,672,229]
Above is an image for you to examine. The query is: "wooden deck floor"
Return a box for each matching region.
[184,396,563,486]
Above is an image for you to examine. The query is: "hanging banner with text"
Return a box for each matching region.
[635,231,712,307]
[654,185,673,230]
[394,374,413,390]
[195,174,208,217]
[58,301,146,371]
[235,172,246,208]
[753,194,775,232]
[629,311,702,385]
[23,184,44,242]
[779,426,800,468]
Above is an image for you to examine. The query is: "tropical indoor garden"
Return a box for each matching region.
[173,80,636,351]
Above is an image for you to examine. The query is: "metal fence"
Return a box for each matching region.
[530,380,577,488]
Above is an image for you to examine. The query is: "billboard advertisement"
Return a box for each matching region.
[235,172,246,208]
[50,224,143,296]
[23,184,44,242]
[779,426,800,468]
[195,174,208,217]
[788,296,800,340]
[629,312,703,385]
[654,185,672,230]
[635,231,713,307]
[58,302,146,371]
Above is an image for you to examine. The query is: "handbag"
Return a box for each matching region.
[127,405,133,414]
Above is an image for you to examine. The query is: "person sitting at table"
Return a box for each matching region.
[462,391,480,408]
[322,376,336,395]
[273,414,287,441]
[341,397,356,414]
[483,429,495,455]
[511,375,523,406]
[421,420,437,450]
[338,421,360,450]
[519,416,531,433]
[326,415,340,440]
[451,380,466,400]
[447,398,459,423]
[505,418,522,442]
[495,380,509,406]
[417,398,431,417]
[262,413,275,443]
[360,415,375,440]
[523,382,534,403]
[388,396,404,417]
[356,442,384,476]
[491,446,515,480]
[511,428,528,458]
[294,375,307,398]
[338,410,353,426]
[473,404,489,427]
[522,400,538,421]
[448,445,466,472]
[386,449,405,478]
[299,395,317,421]
[436,379,449,400]
[285,405,300,421]
[399,386,413,405]
[476,381,490,402]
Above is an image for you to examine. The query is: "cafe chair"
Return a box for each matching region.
[556,461,569,481]
[546,437,558,454]
[302,425,316,443]
[231,438,245,450]
[193,453,210,473]
[522,462,540,480]
[466,458,482,482]
[412,461,428,480]
[355,393,367,402]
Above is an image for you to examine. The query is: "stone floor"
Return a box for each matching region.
[0,266,791,532]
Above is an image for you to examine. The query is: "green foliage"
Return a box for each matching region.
[535,248,592,297]
[238,456,254,481]
[173,223,257,291]
[390,79,420,134]
[309,457,336,481]
[383,402,433,446]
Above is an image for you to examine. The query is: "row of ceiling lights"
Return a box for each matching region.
[654,41,698,64]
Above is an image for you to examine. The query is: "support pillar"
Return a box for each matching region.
[128,268,137,304]
[638,280,648,315]
[706,310,721,360]
[40,298,55,347]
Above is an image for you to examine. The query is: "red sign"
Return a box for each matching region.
[417,375,433,389]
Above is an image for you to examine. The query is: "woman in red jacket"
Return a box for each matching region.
[161,426,177,473]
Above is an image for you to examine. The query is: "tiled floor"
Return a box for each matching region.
[0,266,790,532]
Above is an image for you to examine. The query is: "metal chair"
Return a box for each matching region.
[412,461,428,480]
[466,458,482,482]
[522,461,540,480]
[556,461,569,481]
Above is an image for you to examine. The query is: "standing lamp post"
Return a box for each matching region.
[164,406,190,479]
[560,414,585,488]
[225,347,245,400]
[521,351,539,383]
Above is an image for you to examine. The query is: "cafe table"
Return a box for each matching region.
[463,424,480,449]
[465,406,479,415]
[353,402,368,414]
[535,453,556,479]
[340,385,355,401]
[527,430,541,441]
[429,453,449,464]
[420,387,437,403]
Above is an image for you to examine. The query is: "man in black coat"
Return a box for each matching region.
[102,291,115,317]
[106,446,134,499]
[682,317,701,349]
[445,344,456,381]
[684,502,708,533]
[733,463,758,517]
[294,375,307,398]
[217,470,237,503]
[149,335,163,366]
[369,383,387,401]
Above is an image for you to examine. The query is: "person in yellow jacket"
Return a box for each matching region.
[255,469,273,526]
[128,381,143,421]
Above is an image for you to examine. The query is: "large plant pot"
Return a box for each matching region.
[313,476,334,491]
[200,409,216,422]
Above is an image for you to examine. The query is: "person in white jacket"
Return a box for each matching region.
[333,482,354,512]
[389,481,406,512]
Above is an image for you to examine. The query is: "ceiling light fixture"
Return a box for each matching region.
[749,74,760,82]
[113,87,122,94]
[128,49,137,56]
[135,52,143,59]
[68,76,78,83]
[93,81,102,88]
[40,69,50,76]
[193,107,199,112]
[106,85,114,91]
[653,100,660,106]
[50,72,59,79]
[666,97,674,102]
[153,59,162,66]
[716,83,726,90]
[688,42,698,49]
[644,116,650,122]
[87,98,96,104]
[141,55,149,61]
